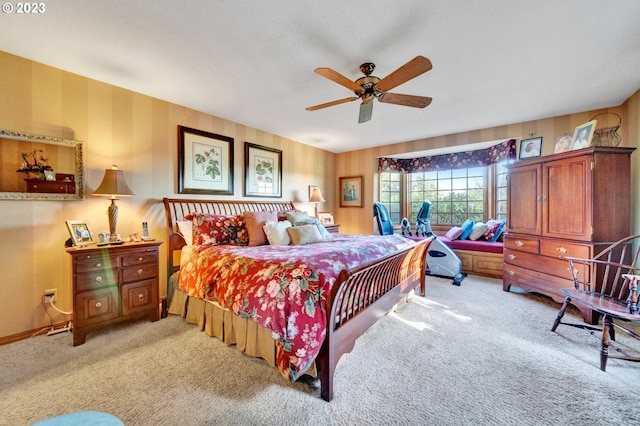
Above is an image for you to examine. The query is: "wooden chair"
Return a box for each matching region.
[551,234,640,371]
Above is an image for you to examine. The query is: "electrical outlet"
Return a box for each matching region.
[44,288,57,303]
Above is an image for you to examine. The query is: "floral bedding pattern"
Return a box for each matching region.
[177,233,414,382]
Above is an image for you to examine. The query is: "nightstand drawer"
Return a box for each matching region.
[74,287,119,325]
[75,255,120,273]
[122,279,158,316]
[122,250,158,266]
[122,263,158,283]
[76,269,119,292]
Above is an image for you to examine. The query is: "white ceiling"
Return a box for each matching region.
[1,0,639,153]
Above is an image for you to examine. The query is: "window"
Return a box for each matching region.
[378,172,402,223]
[379,161,506,226]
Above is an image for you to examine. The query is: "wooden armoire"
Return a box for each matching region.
[502,146,635,324]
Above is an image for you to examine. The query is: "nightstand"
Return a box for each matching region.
[66,240,162,346]
[325,224,340,233]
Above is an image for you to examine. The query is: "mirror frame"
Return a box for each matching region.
[0,129,84,201]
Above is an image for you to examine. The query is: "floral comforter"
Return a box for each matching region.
[177,233,414,382]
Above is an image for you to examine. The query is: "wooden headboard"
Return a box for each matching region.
[162,198,296,277]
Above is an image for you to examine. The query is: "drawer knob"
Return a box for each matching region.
[95,276,103,284]
[95,302,103,309]
[507,254,517,260]
[138,293,144,302]
[138,257,143,261]
[137,269,144,275]
[507,270,515,276]
[515,241,524,247]
[556,247,568,254]
[96,263,102,268]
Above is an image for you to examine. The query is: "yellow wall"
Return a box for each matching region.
[336,97,640,235]
[0,51,335,339]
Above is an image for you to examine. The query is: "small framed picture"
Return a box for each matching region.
[339,175,363,207]
[66,220,96,246]
[518,137,542,160]
[44,170,55,181]
[571,120,597,150]
[554,134,573,153]
[318,212,334,225]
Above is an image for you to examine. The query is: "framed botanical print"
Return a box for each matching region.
[339,175,363,207]
[244,142,282,198]
[178,125,234,195]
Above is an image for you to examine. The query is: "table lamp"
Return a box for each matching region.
[93,165,134,241]
[309,187,325,218]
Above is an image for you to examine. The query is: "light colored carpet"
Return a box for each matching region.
[1,275,639,425]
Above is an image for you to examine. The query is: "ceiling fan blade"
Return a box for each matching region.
[378,92,432,108]
[314,68,363,93]
[306,96,359,111]
[358,101,373,123]
[374,56,433,92]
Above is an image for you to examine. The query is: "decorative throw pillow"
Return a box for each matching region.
[176,220,193,246]
[285,211,309,225]
[244,211,278,246]
[484,219,507,242]
[226,215,249,246]
[185,213,240,246]
[277,209,300,222]
[468,222,489,241]
[459,219,475,240]
[263,220,292,245]
[445,226,464,240]
[295,218,331,239]
[287,224,323,246]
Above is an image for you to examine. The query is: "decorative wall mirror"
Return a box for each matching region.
[0,129,84,200]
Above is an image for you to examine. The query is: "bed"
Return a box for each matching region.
[162,197,432,401]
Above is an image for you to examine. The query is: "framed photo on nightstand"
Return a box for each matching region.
[66,220,95,246]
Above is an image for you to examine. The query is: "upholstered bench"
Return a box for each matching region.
[438,236,504,278]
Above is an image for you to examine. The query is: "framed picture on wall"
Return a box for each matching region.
[244,142,282,198]
[339,175,363,207]
[177,125,234,195]
[518,137,542,160]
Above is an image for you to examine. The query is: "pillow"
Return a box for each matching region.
[285,211,309,224]
[176,220,193,246]
[277,209,300,222]
[468,222,489,241]
[484,219,507,242]
[226,215,249,246]
[287,224,323,246]
[263,220,292,245]
[244,211,278,246]
[459,219,475,240]
[185,213,242,246]
[444,226,463,240]
[295,218,331,239]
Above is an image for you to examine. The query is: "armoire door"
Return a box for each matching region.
[506,163,542,235]
[542,155,592,241]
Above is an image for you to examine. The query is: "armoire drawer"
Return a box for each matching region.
[503,235,539,254]
[504,248,588,282]
[539,240,591,260]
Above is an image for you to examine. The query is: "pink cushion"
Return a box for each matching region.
[244,211,278,246]
[439,236,504,253]
[445,226,464,240]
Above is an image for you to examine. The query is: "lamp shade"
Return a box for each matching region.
[309,187,325,203]
[93,165,134,198]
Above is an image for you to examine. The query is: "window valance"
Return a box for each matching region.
[378,139,516,173]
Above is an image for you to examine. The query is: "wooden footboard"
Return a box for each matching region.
[316,236,433,401]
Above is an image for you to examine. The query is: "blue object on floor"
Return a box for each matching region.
[32,411,124,426]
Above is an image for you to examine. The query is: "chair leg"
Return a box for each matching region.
[551,296,571,332]
[600,314,613,371]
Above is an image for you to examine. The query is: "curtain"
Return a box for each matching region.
[378,139,516,173]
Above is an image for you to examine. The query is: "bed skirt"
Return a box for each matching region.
[168,288,278,367]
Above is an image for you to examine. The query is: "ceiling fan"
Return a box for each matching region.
[305,55,433,123]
